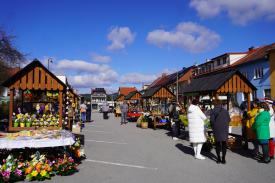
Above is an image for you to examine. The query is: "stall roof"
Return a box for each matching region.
[2,59,66,91]
[115,94,124,101]
[180,70,256,94]
[142,86,175,98]
[124,91,141,100]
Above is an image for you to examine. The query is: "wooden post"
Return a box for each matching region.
[227,93,230,110]
[9,89,14,131]
[58,91,63,127]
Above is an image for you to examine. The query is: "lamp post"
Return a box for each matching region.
[47,58,53,70]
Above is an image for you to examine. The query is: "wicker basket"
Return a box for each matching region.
[141,122,148,129]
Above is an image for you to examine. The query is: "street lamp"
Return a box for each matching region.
[47,58,53,70]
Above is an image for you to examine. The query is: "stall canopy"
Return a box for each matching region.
[180,70,256,95]
[124,91,141,100]
[2,59,67,131]
[142,86,175,99]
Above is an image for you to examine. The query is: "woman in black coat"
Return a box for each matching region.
[210,100,231,164]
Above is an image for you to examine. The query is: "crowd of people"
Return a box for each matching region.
[180,98,275,164]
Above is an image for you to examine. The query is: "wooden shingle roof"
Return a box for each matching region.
[180,70,256,94]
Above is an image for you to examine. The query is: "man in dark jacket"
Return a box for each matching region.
[210,100,231,164]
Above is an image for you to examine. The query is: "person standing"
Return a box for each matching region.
[80,102,87,124]
[187,99,207,160]
[210,100,231,164]
[268,101,275,159]
[169,101,180,140]
[102,102,109,120]
[246,102,259,156]
[120,102,128,125]
[252,102,271,163]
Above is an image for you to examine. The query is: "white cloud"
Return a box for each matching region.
[50,59,119,89]
[55,59,112,74]
[91,52,111,63]
[107,26,135,51]
[120,73,157,85]
[68,71,118,88]
[190,0,275,25]
[147,22,220,53]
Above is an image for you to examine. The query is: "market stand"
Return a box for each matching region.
[180,69,256,143]
[142,86,175,129]
[124,91,142,121]
[2,59,74,132]
[0,60,84,182]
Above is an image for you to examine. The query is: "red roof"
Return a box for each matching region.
[118,87,137,96]
[231,43,275,67]
[149,74,169,88]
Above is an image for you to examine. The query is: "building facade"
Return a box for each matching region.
[91,88,107,111]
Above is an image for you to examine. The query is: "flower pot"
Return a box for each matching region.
[20,122,25,128]
[26,123,31,127]
[141,122,148,129]
[14,123,19,127]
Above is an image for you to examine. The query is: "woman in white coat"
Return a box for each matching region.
[187,99,207,160]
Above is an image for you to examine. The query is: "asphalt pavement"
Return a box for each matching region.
[41,112,275,183]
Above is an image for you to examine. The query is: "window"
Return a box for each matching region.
[264,89,271,99]
[217,59,221,66]
[223,57,227,64]
[254,67,263,79]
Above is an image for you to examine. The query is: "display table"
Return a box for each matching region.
[0,130,75,149]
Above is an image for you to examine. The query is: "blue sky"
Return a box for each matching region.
[1,0,275,93]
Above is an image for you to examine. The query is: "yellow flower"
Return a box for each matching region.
[31,170,38,177]
[40,170,47,177]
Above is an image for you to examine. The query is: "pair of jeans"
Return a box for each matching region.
[121,112,127,124]
[81,112,86,122]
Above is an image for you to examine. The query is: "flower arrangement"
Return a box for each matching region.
[25,152,54,181]
[0,155,25,182]
[53,154,78,176]
[70,138,85,159]
[0,151,79,182]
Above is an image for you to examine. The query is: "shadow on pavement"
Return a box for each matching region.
[175,143,194,157]
[175,143,218,162]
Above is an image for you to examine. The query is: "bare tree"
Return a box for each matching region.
[0,28,25,83]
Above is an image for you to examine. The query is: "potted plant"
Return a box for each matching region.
[13,119,19,127]
[19,115,25,128]
[26,119,32,127]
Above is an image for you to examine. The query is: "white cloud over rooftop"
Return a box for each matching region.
[147,21,221,53]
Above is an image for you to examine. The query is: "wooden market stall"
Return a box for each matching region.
[142,86,175,129]
[181,70,256,111]
[2,59,69,132]
[125,91,142,109]
[180,69,257,144]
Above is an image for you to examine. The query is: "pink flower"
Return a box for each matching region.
[14,169,22,176]
[1,170,11,179]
